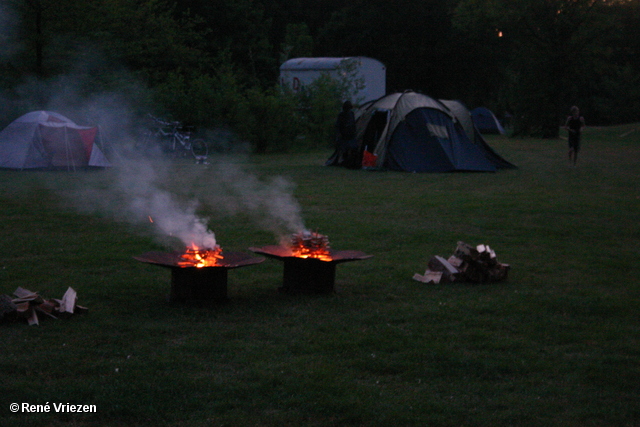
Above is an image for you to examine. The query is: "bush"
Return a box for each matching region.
[296,74,344,149]
[243,86,302,153]
[152,65,351,153]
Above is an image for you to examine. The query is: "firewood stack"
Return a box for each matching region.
[413,241,510,284]
[178,246,224,267]
[0,287,87,326]
[290,231,331,258]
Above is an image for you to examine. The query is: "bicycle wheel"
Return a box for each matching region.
[190,139,209,158]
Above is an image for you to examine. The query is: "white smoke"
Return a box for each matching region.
[8,78,306,249]
[66,154,219,250]
[64,148,310,251]
[115,158,219,249]
[0,7,306,247]
[200,159,306,242]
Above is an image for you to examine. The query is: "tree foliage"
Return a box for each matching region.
[1,0,640,147]
[454,0,631,136]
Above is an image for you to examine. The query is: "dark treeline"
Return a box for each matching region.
[1,0,638,150]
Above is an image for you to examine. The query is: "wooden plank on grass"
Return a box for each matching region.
[413,270,443,284]
[26,307,39,326]
[13,287,43,304]
[60,287,77,315]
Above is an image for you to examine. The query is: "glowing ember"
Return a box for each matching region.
[177,244,224,268]
[290,231,332,261]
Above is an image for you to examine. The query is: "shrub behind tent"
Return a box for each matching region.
[0,111,110,170]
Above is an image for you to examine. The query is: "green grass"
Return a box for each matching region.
[1,125,639,426]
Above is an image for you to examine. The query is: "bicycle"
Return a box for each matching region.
[141,114,209,160]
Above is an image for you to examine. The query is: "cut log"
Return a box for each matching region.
[35,300,59,319]
[413,270,443,284]
[427,255,458,282]
[12,287,43,304]
[37,299,56,314]
[13,287,38,299]
[447,255,464,269]
[35,306,58,319]
[455,241,479,260]
[14,301,39,325]
[476,244,497,265]
[14,302,31,318]
[430,256,459,280]
[58,287,77,317]
[26,307,39,326]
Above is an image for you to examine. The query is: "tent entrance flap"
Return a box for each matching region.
[40,125,87,168]
[361,110,389,152]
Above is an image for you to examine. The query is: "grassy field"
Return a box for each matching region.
[1,124,639,426]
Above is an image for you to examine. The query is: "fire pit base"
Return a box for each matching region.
[249,245,373,295]
[134,251,264,304]
[169,267,228,303]
[281,257,337,294]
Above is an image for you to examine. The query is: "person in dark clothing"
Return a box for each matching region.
[563,106,585,166]
[325,101,359,168]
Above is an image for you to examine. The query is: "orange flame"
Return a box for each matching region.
[178,243,223,268]
[290,231,332,261]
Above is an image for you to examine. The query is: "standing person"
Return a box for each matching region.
[563,106,586,166]
[326,100,359,168]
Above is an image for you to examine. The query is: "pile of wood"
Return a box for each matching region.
[290,231,331,258]
[178,245,224,267]
[0,287,87,326]
[413,241,511,284]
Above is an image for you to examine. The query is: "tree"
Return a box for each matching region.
[454,0,625,136]
[317,0,464,97]
[175,0,275,85]
[279,23,313,63]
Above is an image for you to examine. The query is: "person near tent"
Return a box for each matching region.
[326,100,359,169]
[563,106,585,166]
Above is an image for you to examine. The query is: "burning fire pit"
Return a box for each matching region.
[134,246,264,303]
[250,231,372,294]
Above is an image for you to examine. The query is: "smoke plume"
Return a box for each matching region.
[0,4,306,247]
[63,148,309,251]
[200,159,306,243]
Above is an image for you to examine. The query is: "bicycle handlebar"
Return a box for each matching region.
[147,113,181,128]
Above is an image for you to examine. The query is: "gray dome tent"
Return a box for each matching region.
[0,111,110,170]
[471,107,506,134]
[339,91,514,172]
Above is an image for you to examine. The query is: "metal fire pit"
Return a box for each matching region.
[249,245,373,294]
[134,251,264,303]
